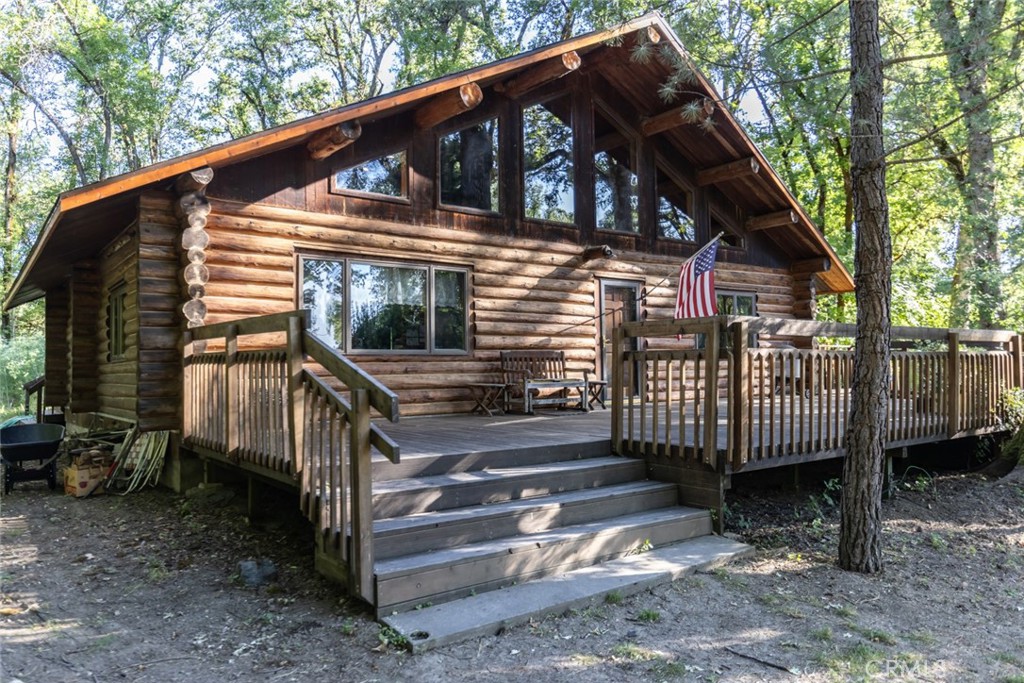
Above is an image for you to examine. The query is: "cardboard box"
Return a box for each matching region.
[65,462,106,497]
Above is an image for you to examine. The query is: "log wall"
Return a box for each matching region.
[202,198,796,415]
[44,286,70,408]
[67,263,100,413]
[94,228,139,423]
[137,192,185,431]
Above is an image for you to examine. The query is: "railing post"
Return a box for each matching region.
[183,331,194,441]
[286,316,306,477]
[947,332,960,439]
[730,321,749,471]
[703,321,720,469]
[225,324,240,458]
[611,327,624,454]
[1012,334,1023,389]
[349,388,374,602]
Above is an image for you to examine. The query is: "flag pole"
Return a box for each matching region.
[638,231,727,304]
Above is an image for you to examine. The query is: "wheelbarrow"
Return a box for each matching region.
[1,423,66,494]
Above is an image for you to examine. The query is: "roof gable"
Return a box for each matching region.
[5,12,852,309]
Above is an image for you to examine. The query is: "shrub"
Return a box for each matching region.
[0,335,45,415]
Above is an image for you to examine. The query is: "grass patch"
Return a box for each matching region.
[571,653,602,667]
[848,625,898,646]
[604,591,623,605]
[810,627,833,642]
[609,642,659,662]
[996,652,1024,668]
[636,608,661,623]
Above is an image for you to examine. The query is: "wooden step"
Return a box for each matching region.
[371,456,645,518]
[374,507,711,614]
[373,480,679,559]
[372,439,611,481]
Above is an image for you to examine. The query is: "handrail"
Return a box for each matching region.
[303,331,399,423]
[188,310,310,341]
[621,316,1020,345]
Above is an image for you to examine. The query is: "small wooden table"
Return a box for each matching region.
[587,380,608,409]
[467,383,507,416]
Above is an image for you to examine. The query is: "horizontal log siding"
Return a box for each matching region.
[138,192,185,431]
[44,286,70,408]
[203,198,796,415]
[67,264,100,413]
[95,231,139,423]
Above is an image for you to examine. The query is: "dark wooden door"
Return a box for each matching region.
[599,281,641,393]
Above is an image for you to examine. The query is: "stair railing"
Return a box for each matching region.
[183,310,399,603]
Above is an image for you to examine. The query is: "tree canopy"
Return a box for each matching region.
[1,0,1022,336]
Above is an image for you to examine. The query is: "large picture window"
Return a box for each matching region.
[523,97,574,223]
[301,256,467,354]
[439,118,499,212]
[594,108,638,233]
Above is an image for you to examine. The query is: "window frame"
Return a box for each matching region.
[520,94,576,227]
[328,148,411,204]
[653,158,697,244]
[107,281,128,362]
[593,102,640,235]
[298,254,470,356]
[436,114,502,217]
[710,204,746,251]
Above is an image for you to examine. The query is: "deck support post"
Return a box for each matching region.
[611,327,625,454]
[947,332,960,439]
[704,321,723,534]
[225,324,240,459]
[286,315,306,477]
[1012,334,1023,389]
[349,388,374,602]
[730,321,749,471]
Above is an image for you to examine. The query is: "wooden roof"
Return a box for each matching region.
[5,12,853,309]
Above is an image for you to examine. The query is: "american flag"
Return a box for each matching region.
[675,237,720,318]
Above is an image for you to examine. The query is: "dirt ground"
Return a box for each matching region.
[2,461,1024,683]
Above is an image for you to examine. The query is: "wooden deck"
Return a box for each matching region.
[374,410,613,459]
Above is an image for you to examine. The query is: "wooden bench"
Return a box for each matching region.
[500,350,589,414]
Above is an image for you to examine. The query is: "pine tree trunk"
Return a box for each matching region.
[839,0,891,574]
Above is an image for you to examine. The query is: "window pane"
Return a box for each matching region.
[656,167,695,241]
[594,111,637,232]
[434,270,467,350]
[350,263,427,351]
[302,259,345,348]
[523,98,574,223]
[440,119,498,211]
[335,151,406,197]
[736,295,755,316]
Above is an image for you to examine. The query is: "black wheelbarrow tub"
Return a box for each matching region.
[1,423,65,493]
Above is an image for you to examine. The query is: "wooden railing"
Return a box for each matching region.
[183,310,400,603]
[612,317,1024,475]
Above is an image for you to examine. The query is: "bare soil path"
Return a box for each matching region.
[2,468,1024,682]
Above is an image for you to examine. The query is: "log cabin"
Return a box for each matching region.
[6,13,1021,646]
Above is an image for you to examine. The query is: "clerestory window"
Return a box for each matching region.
[332,150,407,199]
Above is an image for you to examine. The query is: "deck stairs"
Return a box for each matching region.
[365,438,752,648]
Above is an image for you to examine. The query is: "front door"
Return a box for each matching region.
[598,280,642,395]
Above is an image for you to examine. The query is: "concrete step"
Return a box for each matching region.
[373,480,680,559]
[374,506,711,615]
[372,456,646,519]
[381,534,754,652]
[372,439,612,481]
